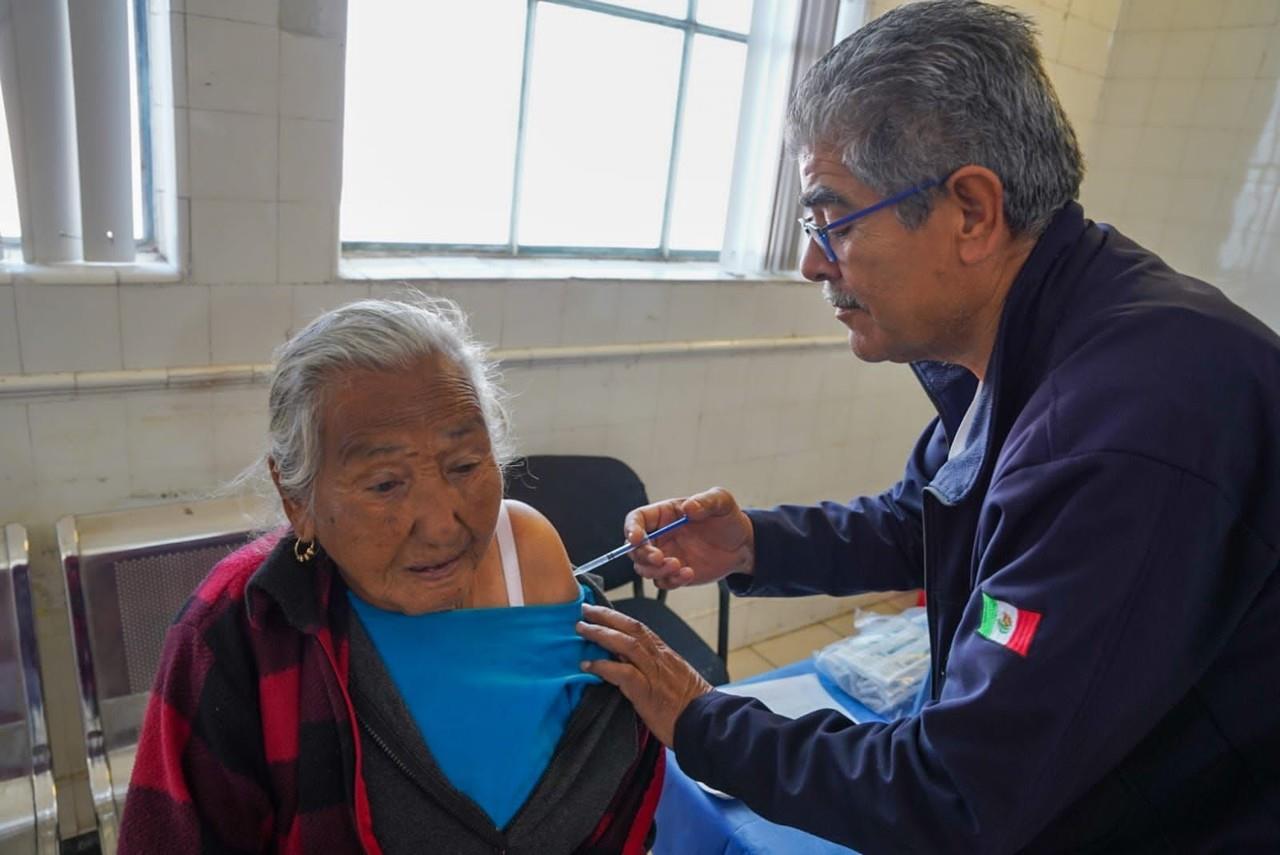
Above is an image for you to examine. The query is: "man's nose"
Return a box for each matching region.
[799,238,838,283]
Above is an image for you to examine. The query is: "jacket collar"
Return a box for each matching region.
[913,201,1093,504]
[245,532,342,634]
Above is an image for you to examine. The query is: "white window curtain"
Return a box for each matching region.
[0,0,136,264]
[719,0,801,276]
[720,0,864,276]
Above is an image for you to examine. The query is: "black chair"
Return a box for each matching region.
[504,455,731,686]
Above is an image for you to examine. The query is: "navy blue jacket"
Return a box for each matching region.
[674,203,1280,853]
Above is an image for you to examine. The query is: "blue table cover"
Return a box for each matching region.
[654,660,886,855]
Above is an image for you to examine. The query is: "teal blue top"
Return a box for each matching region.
[347,583,609,828]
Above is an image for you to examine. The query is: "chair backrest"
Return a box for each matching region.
[504,455,650,593]
[57,497,265,853]
[0,524,57,855]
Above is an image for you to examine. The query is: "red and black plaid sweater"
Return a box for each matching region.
[119,532,664,854]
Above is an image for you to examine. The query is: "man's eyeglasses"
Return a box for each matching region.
[798,177,945,263]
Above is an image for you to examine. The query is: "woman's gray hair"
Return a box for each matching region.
[263,294,513,508]
[786,0,1084,237]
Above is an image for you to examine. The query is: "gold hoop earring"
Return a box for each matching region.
[294,539,317,563]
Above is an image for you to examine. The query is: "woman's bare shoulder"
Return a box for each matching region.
[503,499,579,605]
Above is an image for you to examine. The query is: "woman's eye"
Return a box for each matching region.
[369,479,402,494]
[451,462,480,475]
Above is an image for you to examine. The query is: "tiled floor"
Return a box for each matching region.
[725,591,919,683]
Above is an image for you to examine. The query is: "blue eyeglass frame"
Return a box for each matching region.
[799,177,946,263]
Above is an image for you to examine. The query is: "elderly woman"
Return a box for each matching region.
[118,298,664,854]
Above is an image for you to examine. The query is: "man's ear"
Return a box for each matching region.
[269,458,314,541]
[946,165,1008,266]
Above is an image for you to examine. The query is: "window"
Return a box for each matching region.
[341,1,754,261]
[0,0,153,264]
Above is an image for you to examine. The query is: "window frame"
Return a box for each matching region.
[340,0,750,262]
[0,0,156,263]
[131,0,155,251]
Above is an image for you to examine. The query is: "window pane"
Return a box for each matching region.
[696,1,752,34]
[341,2,526,245]
[518,5,682,248]
[0,84,20,253]
[667,34,746,251]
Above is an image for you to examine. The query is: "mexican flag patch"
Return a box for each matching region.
[977,592,1041,657]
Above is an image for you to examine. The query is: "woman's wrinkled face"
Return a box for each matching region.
[284,355,503,615]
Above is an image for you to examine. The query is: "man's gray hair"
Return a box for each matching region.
[786,0,1083,236]
[264,294,512,507]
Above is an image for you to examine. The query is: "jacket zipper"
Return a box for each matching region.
[922,489,941,699]
[356,709,510,853]
[357,713,418,787]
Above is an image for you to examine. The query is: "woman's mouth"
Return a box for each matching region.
[405,553,464,577]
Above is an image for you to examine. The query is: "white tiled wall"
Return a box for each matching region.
[5,0,1277,838]
[871,0,1123,151]
[0,286,21,373]
[119,284,211,369]
[1081,0,1280,330]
